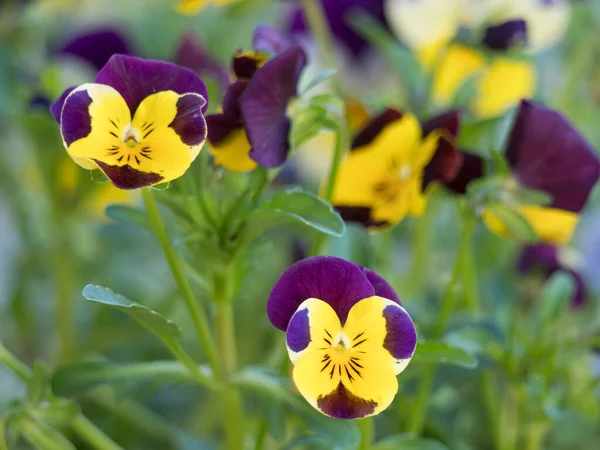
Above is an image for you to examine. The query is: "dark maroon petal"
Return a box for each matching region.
[92,160,163,190]
[267,256,375,331]
[253,25,294,55]
[240,45,307,168]
[60,89,92,146]
[286,308,311,352]
[95,55,209,115]
[483,20,528,51]
[359,266,401,304]
[351,108,402,149]
[317,382,377,419]
[443,151,485,194]
[222,79,249,118]
[383,304,417,360]
[286,0,387,57]
[422,111,462,189]
[232,53,264,80]
[335,206,389,229]
[169,94,207,146]
[57,29,132,71]
[506,100,600,212]
[206,114,243,145]
[173,32,230,88]
[50,86,76,123]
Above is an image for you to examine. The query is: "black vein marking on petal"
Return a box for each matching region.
[329,364,336,379]
[354,338,367,348]
[143,128,155,139]
[324,338,332,345]
[348,361,363,378]
[140,152,152,160]
[116,156,124,162]
[109,119,118,129]
[345,365,354,382]
[325,330,332,339]
[321,354,330,362]
[127,154,131,163]
[350,357,364,369]
[141,146,151,152]
[353,332,365,342]
[321,359,332,373]
[141,121,148,130]
[142,122,153,131]
[135,155,141,165]
[338,365,342,376]
[109,131,118,138]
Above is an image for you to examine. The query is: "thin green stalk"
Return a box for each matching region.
[141,188,221,379]
[358,417,374,450]
[54,248,75,363]
[213,266,245,450]
[498,385,521,450]
[408,209,476,434]
[71,416,123,450]
[19,418,73,450]
[525,423,548,450]
[0,345,124,450]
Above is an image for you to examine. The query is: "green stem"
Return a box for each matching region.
[408,207,476,434]
[358,417,374,450]
[19,419,73,450]
[525,423,548,450]
[71,416,123,450]
[498,385,521,450]
[311,127,346,256]
[55,248,75,362]
[0,345,124,450]
[141,188,221,379]
[213,266,245,450]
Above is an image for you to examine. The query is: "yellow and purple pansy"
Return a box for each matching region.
[206,26,307,171]
[268,256,417,419]
[332,109,463,229]
[452,100,600,244]
[50,55,209,190]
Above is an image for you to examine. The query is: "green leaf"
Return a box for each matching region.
[82,285,181,343]
[300,69,338,95]
[486,204,539,243]
[18,418,76,450]
[27,361,50,405]
[290,104,329,149]
[452,75,479,109]
[412,340,479,369]
[374,434,449,450]
[51,361,191,397]
[30,399,80,428]
[444,327,504,361]
[244,188,345,243]
[538,271,576,325]
[105,204,150,230]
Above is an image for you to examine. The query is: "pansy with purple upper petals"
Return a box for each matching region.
[50,55,208,189]
[206,26,307,172]
[268,256,417,419]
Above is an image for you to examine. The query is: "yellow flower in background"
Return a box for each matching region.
[176,0,239,15]
[431,44,536,119]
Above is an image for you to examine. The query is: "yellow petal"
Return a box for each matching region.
[483,205,578,245]
[431,44,486,106]
[472,58,536,119]
[209,129,258,172]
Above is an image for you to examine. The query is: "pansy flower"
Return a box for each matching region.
[268,256,417,419]
[50,55,209,189]
[451,100,600,245]
[206,26,307,171]
[332,109,463,229]
[430,20,535,118]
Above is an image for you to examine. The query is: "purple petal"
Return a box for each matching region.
[383,304,417,360]
[483,20,528,51]
[317,384,377,419]
[92,161,163,190]
[286,307,311,352]
[443,151,485,194]
[267,256,376,331]
[359,266,401,304]
[506,100,600,213]
[57,29,132,71]
[286,0,386,57]
[95,55,209,115]
[173,32,230,88]
[169,94,207,146]
[59,89,92,146]
[50,86,76,123]
[206,114,243,145]
[240,45,307,168]
[232,52,265,80]
[421,110,463,189]
[253,25,294,55]
[351,108,402,149]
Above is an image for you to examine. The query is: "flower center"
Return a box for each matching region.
[332,332,351,353]
[398,165,412,181]
[122,124,141,147]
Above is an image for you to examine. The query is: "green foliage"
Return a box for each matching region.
[412,341,479,369]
